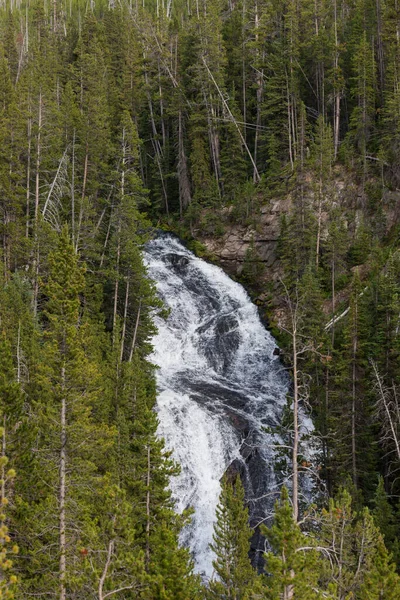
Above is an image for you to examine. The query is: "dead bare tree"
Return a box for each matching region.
[371,360,400,480]
[279,279,319,522]
[42,146,70,231]
[202,58,260,183]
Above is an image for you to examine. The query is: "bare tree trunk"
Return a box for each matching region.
[292,325,299,522]
[74,140,88,253]
[112,228,121,344]
[98,540,114,600]
[178,109,191,217]
[34,91,42,228]
[331,255,336,347]
[158,60,166,150]
[375,0,385,95]
[206,97,222,194]
[324,368,332,495]
[25,109,32,238]
[32,244,40,319]
[128,300,142,362]
[2,208,10,281]
[59,364,67,600]
[286,72,294,171]
[100,209,113,269]
[71,130,76,247]
[361,52,368,189]
[314,0,326,117]
[144,63,169,214]
[32,91,42,317]
[112,129,126,346]
[242,0,246,138]
[315,182,323,269]
[372,362,400,463]
[17,321,21,384]
[16,6,28,82]
[291,95,298,164]
[203,59,260,181]
[145,445,151,569]
[281,281,303,523]
[351,294,358,486]
[333,0,340,159]
[75,202,84,254]
[120,277,130,363]
[81,142,89,204]
[253,1,263,182]
[53,0,57,31]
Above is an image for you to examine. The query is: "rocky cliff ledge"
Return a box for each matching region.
[198,174,400,287]
[200,196,291,282]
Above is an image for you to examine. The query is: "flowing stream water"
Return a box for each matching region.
[144,234,312,577]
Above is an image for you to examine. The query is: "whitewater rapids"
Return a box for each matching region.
[144,234,312,577]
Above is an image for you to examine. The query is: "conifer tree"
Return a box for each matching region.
[208,475,262,600]
[319,489,400,598]
[372,476,400,565]
[0,440,19,600]
[344,29,376,183]
[331,269,374,490]
[117,354,200,599]
[263,487,324,600]
[358,534,400,600]
[18,227,116,597]
[311,115,334,268]
[0,338,22,598]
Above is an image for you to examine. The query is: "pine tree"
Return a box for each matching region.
[0,443,19,600]
[17,226,116,597]
[370,252,400,383]
[90,476,147,600]
[331,269,375,491]
[0,337,22,598]
[344,28,376,183]
[319,488,400,598]
[311,115,334,269]
[358,534,400,600]
[372,476,400,566]
[208,475,262,600]
[263,487,324,600]
[117,354,200,600]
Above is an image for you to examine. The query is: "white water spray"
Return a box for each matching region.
[144,235,310,577]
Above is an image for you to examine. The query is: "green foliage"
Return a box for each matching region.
[263,487,324,600]
[208,475,263,600]
[241,239,264,288]
[0,0,400,596]
[319,489,400,598]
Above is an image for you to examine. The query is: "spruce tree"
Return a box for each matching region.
[17,226,116,597]
[319,488,400,598]
[208,474,262,600]
[263,487,324,600]
[372,477,400,566]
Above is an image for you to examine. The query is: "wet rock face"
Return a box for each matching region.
[197,314,241,373]
[163,252,190,271]
[199,197,291,280]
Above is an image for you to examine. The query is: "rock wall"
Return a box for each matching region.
[198,174,400,288]
[200,197,292,281]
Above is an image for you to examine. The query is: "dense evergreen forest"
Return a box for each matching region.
[1,0,400,596]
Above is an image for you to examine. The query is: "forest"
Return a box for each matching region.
[1,0,400,596]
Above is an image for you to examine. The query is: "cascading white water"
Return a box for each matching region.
[144,234,312,578]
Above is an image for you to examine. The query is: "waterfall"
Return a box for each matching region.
[144,234,312,577]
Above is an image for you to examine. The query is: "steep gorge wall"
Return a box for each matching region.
[200,197,289,282]
[197,175,400,288]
